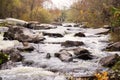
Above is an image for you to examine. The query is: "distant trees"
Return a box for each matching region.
[0,0,22,18]
[0,0,52,23]
[49,8,61,22]
[67,0,120,27]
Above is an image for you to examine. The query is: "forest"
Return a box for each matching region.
[0,0,120,26]
[0,0,120,80]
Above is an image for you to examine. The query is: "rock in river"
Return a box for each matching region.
[61,40,84,47]
[106,42,120,51]
[26,22,56,30]
[72,48,93,60]
[64,24,72,27]
[17,42,34,52]
[4,26,45,43]
[54,50,73,62]
[99,54,120,67]
[74,32,86,37]
[6,18,28,26]
[43,32,63,38]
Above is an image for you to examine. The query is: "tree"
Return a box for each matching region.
[32,7,52,23]
[67,0,113,27]
[0,0,52,23]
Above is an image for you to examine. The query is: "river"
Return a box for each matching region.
[0,23,119,80]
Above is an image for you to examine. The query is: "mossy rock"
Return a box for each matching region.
[0,52,9,65]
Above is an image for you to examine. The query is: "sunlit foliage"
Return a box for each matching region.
[0,0,52,23]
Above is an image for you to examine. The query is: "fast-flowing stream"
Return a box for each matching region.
[0,23,119,80]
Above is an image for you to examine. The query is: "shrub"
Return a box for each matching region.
[0,52,9,65]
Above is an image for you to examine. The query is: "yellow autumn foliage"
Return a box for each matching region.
[95,72,109,80]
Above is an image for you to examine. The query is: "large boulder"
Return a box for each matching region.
[74,32,86,37]
[5,18,28,26]
[54,48,93,61]
[106,42,120,51]
[61,40,84,47]
[54,50,73,62]
[72,48,93,60]
[4,26,45,43]
[99,54,120,67]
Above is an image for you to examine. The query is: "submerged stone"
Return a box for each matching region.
[74,32,86,37]
[61,40,84,47]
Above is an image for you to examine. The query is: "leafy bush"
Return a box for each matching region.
[110,7,120,27]
[0,52,9,65]
[95,72,109,80]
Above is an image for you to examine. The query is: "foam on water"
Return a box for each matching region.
[0,24,112,79]
[0,40,19,50]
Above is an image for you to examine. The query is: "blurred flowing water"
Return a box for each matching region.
[0,23,118,80]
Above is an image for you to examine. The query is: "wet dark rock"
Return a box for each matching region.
[74,32,86,37]
[46,53,51,59]
[43,32,63,38]
[54,50,73,62]
[106,42,120,51]
[17,46,34,52]
[61,40,84,47]
[3,26,45,43]
[9,50,23,62]
[22,60,34,66]
[73,24,80,27]
[17,42,34,52]
[64,25,72,27]
[25,21,39,29]
[99,54,120,67]
[26,22,56,30]
[72,48,93,60]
